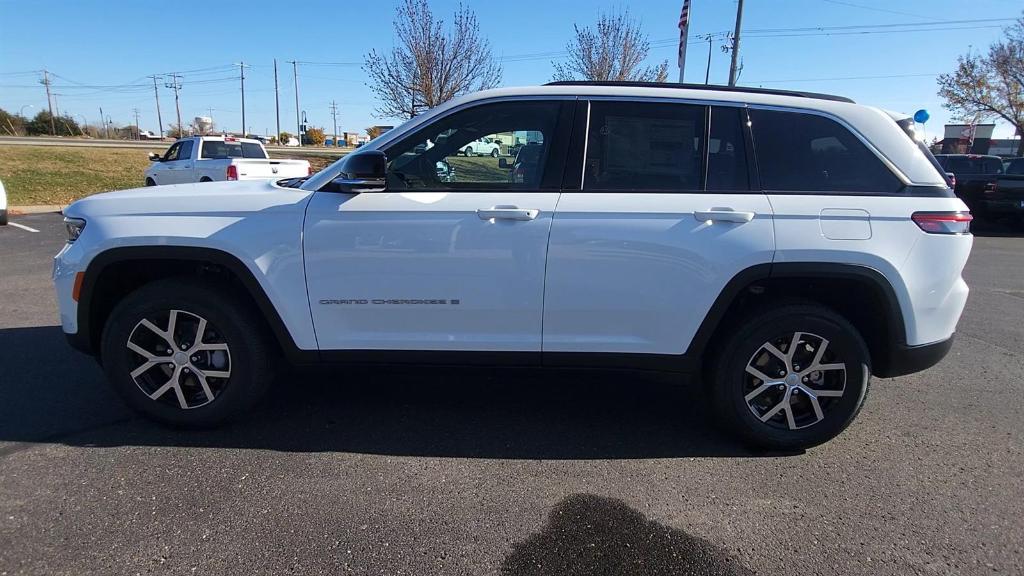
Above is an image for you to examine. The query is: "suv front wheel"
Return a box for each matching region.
[710,303,871,450]
[100,277,277,427]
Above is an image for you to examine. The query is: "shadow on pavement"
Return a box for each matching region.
[0,325,775,459]
[502,494,755,576]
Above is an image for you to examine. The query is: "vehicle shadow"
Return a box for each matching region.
[0,325,779,459]
[501,493,755,575]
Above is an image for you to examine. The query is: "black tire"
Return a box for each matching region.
[0,209,7,226]
[100,277,277,428]
[199,177,213,183]
[490,148,499,158]
[464,147,473,157]
[709,303,871,451]
[145,177,156,187]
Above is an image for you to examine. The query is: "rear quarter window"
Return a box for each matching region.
[749,109,902,193]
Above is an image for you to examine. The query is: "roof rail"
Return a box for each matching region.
[543,81,855,104]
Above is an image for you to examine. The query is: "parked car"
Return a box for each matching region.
[461,137,501,157]
[138,130,160,140]
[980,157,1024,223]
[55,82,971,450]
[934,154,1004,215]
[0,178,7,226]
[144,136,310,186]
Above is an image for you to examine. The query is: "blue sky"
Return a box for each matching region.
[0,0,1020,139]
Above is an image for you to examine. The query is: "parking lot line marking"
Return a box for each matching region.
[8,222,40,233]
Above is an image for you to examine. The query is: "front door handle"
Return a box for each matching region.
[477,205,539,221]
[694,208,755,223]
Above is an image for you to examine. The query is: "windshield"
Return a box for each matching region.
[936,155,1004,175]
[200,141,267,159]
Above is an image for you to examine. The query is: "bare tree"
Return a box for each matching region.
[364,0,502,119]
[938,14,1024,155]
[552,10,669,83]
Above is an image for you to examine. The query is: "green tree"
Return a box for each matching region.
[938,14,1024,155]
[25,111,81,137]
[0,107,27,136]
[279,131,292,144]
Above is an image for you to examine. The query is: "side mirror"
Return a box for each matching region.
[333,150,387,193]
[498,158,509,169]
[148,152,162,162]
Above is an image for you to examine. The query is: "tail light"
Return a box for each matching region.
[911,211,973,234]
[226,165,238,181]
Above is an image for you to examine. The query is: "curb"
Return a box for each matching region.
[9,205,65,215]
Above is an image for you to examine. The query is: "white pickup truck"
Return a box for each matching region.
[144,136,310,186]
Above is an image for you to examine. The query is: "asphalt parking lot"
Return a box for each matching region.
[1,211,1022,575]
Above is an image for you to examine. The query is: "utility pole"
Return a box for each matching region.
[132,108,140,140]
[235,61,249,136]
[727,0,745,86]
[273,58,281,141]
[41,69,56,135]
[207,107,216,134]
[287,60,301,146]
[99,107,107,139]
[165,73,183,137]
[704,34,713,84]
[329,101,339,147]
[149,75,164,138]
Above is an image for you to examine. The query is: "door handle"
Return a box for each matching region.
[477,206,539,221]
[694,208,755,223]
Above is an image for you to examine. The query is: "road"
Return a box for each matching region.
[1,212,1022,575]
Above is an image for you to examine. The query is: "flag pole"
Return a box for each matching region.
[678,0,691,83]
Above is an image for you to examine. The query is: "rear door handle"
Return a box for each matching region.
[477,206,539,221]
[694,208,755,223]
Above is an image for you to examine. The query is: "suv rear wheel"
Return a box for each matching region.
[710,303,870,450]
[100,277,277,427]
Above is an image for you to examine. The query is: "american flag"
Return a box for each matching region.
[678,0,691,79]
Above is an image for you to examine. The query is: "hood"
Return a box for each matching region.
[64,179,313,219]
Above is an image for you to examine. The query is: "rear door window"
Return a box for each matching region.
[749,109,902,193]
[583,101,705,191]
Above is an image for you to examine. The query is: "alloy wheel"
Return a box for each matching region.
[743,331,846,430]
[125,309,232,409]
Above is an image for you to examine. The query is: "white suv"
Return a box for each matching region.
[54,82,972,449]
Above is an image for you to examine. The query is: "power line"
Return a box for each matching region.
[819,0,937,21]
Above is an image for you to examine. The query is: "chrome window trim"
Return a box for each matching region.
[582,95,913,187]
[304,92,912,191]
[579,100,591,190]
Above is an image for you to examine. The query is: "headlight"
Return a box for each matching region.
[64,217,86,242]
